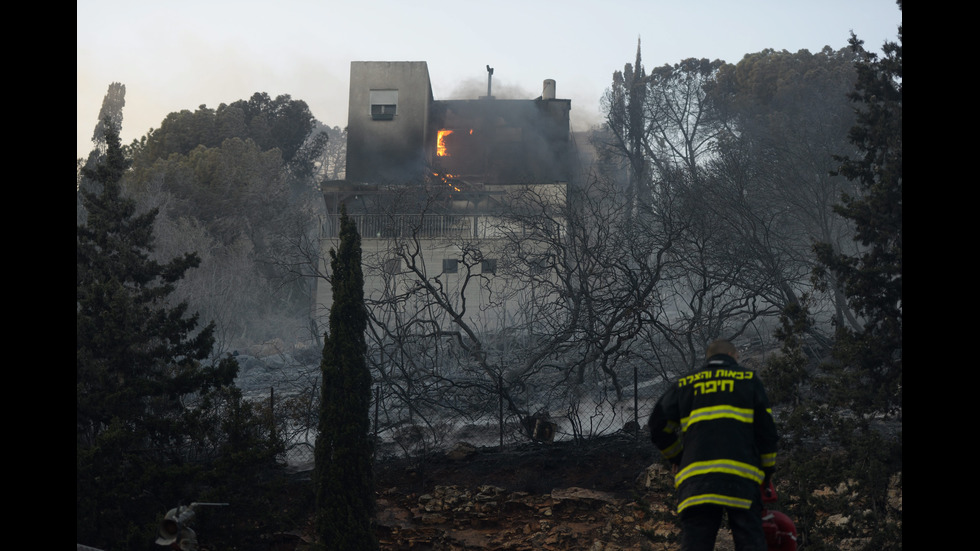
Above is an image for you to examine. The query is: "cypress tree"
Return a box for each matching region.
[313,204,377,550]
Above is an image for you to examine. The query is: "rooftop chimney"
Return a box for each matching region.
[486,65,494,99]
[543,79,556,100]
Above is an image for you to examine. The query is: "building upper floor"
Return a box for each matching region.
[345,61,573,187]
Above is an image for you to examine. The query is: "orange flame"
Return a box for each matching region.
[437,129,453,156]
[432,171,461,192]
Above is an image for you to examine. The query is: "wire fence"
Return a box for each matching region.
[241,331,791,472]
[248,360,666,471]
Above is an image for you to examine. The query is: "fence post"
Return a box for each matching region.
[633,365,639,441]
[374,385,380,464]
[498,375,504,450]
[269,387,276,442]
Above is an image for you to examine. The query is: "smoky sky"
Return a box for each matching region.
[446,76,541,101]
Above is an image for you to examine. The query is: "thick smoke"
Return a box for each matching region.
[445,77,537,100]
[443,76,599,133]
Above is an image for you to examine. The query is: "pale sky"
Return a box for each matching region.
[77,0,902,160]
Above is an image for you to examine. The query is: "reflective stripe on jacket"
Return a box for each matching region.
[648,354,779,513]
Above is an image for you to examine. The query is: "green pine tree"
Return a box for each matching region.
[814,1,902,417]
[77,119,242,549]
[313,204,378,550]
[787,6,903,547]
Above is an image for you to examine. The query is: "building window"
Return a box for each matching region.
[371,104,396,119]
[383,258,402,275]
[530,254,552,275]
[442,258,458,273]
[481,259,497,274]
[370,90,398,120]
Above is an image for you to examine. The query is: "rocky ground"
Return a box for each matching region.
[273,430,900,550]
[370,434,688,551]
[280,432,736,550]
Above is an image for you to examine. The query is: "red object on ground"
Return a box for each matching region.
[760,481,798,551]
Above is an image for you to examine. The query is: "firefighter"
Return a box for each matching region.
[648,339,779,551]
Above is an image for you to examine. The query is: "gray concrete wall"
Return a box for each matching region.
[346,61,433,183]
[313,235,520,334]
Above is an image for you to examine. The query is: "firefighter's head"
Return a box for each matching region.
[706,339,739,360]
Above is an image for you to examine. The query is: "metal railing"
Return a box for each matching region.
[321,213,525,240]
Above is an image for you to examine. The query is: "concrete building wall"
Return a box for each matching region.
[313,182,567,331]
[314,235,521,332]
[346,61,434,183]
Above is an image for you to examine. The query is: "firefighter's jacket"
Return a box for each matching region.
[648,354,779,513]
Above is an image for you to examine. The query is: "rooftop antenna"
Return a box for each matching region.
[486,65,494,98]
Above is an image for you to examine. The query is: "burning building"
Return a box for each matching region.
[343,61,573,185]
[316,61,577,329]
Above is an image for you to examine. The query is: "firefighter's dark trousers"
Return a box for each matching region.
[679,501,767,551]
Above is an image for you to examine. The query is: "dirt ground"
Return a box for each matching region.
[269,425,900,550]
[279,432,744,550]
[364,433,728,551]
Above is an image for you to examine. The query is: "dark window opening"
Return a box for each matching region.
[371,104,396,120]
[481,259,497,274]
[383,258,402,275]
[370,90,398,120]
[443,258,458,273]
[530,254,552,275]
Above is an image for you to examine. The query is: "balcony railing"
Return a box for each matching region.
[321,213,503,240]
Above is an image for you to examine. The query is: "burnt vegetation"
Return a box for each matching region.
[77,3,900,549]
